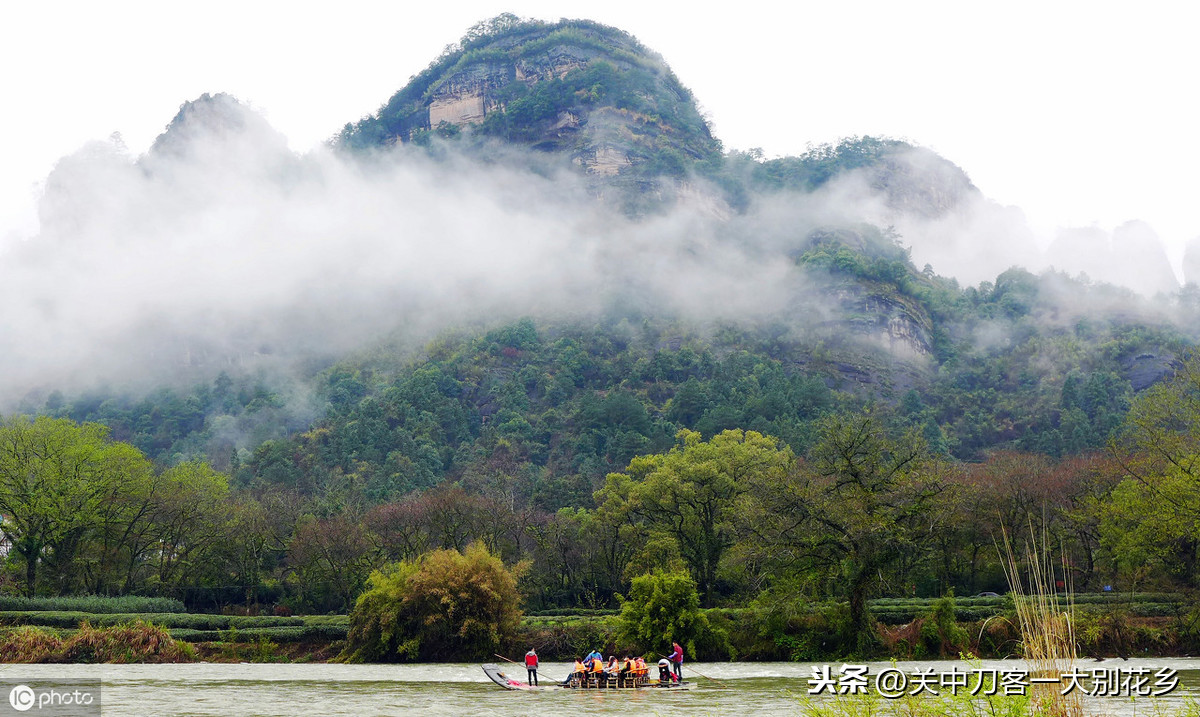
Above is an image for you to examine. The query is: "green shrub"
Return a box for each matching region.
[518,617,617,660]
[762,601,854,661]
[0,595,185,613]
[525,608,619,617]
[615,570,729,659]
[918,595,970,657]
[251,635,279,662]
[340,542,524,662]
[301,614,350,627]
[0,611,304,630]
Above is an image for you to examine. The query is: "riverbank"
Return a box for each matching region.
[1,593,1195,664]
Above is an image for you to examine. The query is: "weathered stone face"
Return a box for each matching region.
[345,20,718,182]
[589,146,630,176]
[429,93,486,126]
[870,147,975,219]
[1124,351,1180,392]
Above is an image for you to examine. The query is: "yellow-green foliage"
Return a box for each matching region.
[0,620,194,663]
[617,569,724,657]
[1001,527,1082,717]
[340,542,524,662]
[0,626,64,663]
[919,595,971,657]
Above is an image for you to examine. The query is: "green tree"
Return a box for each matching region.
[340,542,525,662]
[288,514,381,612]
[1115,354,1200,523]
[616,569,721,658]
[0,416,153,596]
[1099,470,1200,588]
[597,429,794,605]
[147,461,231,590]
[87,448,162,595]
[1104,355,1200,587]
[216,494,297,609]
[742,411,947,652]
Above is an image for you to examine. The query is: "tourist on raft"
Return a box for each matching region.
[565,657,586,684]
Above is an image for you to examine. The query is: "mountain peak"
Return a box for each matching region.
[338,16,719,177]
[149,93,284,157]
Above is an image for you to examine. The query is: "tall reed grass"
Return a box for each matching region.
[999,524,1082,717]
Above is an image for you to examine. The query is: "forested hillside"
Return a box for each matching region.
[3,16,1199,659]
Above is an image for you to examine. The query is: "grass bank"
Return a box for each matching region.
[0,620,194,663]
[1,593,1196,663]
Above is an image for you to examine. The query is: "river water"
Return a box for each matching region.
[1,658,1198,716]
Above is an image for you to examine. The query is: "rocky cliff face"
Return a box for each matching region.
[777,227,938,397]
[863,145,977,219]
[339,16,720,179]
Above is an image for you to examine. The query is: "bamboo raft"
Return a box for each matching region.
[481,664,693,691]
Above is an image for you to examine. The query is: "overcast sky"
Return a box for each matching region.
[3,0,1197,268]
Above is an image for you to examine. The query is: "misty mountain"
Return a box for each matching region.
[336,15,1180,294]
[5,14,1199,492]
[338,15,718,182]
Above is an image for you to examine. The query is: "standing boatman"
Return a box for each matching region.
[524,648,539,686]
[669,641,684,682]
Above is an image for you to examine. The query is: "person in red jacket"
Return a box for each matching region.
[524,648,539,686]
[669,641,684,682]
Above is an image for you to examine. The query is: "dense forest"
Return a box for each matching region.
[2,16,1199,661]
[4,262,1197,617]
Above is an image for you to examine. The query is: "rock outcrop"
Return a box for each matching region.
[339,16,720,179]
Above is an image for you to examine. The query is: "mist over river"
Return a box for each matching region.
[2,658,1197,716]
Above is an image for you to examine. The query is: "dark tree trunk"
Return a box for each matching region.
[16,537,40,597]
[848,569,875,654]
[25,553,37,597]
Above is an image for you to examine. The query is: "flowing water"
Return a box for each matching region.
[2,658,1198,716]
